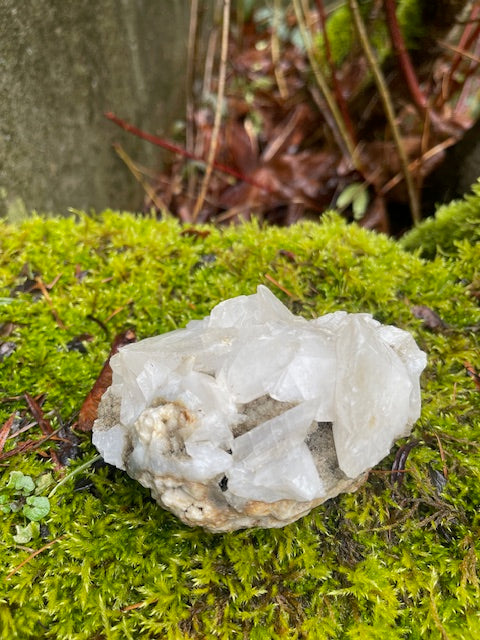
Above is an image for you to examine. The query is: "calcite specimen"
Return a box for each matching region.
[92,286,426,531]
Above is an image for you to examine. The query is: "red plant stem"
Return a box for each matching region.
[105,112,275,194]
[383,0,427,114]
[315,0,356,144]
[443,4,480,100]
[25,393,53,435]
[454,52,480,117]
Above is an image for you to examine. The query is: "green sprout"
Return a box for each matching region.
[336,182,370,220]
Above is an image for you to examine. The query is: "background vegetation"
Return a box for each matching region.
[109,0,480,233]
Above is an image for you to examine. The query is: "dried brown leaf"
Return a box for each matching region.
[411,305,448,331]
[77,329,136,432]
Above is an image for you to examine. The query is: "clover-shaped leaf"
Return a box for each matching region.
[13,522,40,544]
[7,471,35,495]
[22,496,50,521]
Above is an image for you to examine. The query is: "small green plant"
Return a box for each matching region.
[1,471,52,543]
[336,181,370,219]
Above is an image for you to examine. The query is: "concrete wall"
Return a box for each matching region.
[0,1,190,219]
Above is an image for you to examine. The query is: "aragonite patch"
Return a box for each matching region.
[93,286,426,531]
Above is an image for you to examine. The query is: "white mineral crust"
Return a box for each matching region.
[92,286,426,531]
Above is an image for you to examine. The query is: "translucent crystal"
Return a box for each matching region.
[92,286,426,531]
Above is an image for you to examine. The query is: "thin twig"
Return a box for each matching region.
[24,392,61,468]
[264,274,295,298]
[434,434,448,480]
[0,427,63,462]
[24,393,53,435]
[431,432,479,449]
[113,143,168,212]
[438,39,480,66]
[384,0,457,137]
[293,0,360,170]
[44,274,63,290]
[442,4,480,102]
[453,36,480,118]
[103,299,134,324]
[34,276,67,330]
[6,535,66,581]
[383,0,427,114]
[214,204,252,223]
[105,112,274,195]
[202,14,219,99]
[121,598,159,613]
[186,0,202,200]
[315,0,356,143]
[309,85,348,154]
[6,421,36,439]
[348,0,421,224]
[380,136,456,195]
[86,314,109,339]
[271,0,289,100]
[262,107,305,162]
[186,0,199,157]
[192,0,231,221]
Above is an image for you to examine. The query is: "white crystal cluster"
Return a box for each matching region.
[92,286,426,531]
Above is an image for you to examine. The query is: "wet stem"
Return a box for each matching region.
[192,0,231,222]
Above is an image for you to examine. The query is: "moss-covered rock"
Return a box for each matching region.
[401,180,480,258]
[0,211,479,639]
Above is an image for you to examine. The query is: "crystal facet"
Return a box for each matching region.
[92,286,426,531]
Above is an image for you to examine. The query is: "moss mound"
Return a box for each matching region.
[0,211,479,639]
[401,180,480,258]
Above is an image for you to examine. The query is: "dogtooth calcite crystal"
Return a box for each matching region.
[92,286,426,531]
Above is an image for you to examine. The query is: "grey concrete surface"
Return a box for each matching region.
[0,1,190,219]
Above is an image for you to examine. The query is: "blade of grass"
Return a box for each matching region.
[348,0,421,225]
[293,0,360,171]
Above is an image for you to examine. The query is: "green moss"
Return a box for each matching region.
[0,210,479,639]
[324,6,355,66]
[321,1,398,67]
[401,180,480,258]
[397,0,425,49]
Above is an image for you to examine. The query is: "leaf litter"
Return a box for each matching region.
[107,2,479,234]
